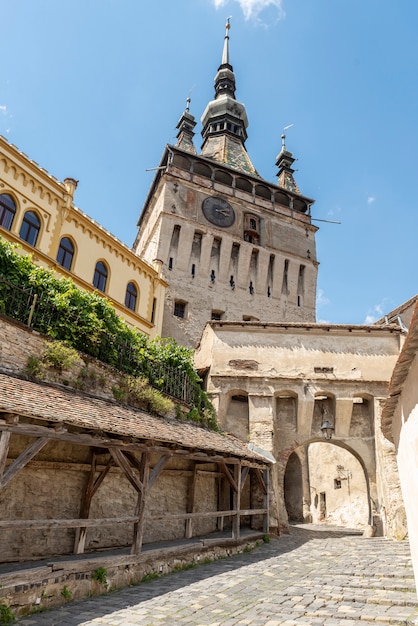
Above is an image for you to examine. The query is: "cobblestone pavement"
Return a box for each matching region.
[17,525,418,626]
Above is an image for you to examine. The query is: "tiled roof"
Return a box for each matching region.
[0,374,269,464]
[200,135,259,177]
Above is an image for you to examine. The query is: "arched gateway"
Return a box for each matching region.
[195,319,406,536]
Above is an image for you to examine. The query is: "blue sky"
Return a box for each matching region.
[1,0,417,324]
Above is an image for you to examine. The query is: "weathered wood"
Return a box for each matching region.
[240,466,250,492]
[232,462,241,540]
[148,454,171,490]
[131,452,150,555]
[263,468,270,534]
[254,468,268,495]
[110,448,143,493]
[74,453,114,555]
[74,452,98,555]
[0,430,11,478]
[0,566,52,588]
[147,509,267,521]
[185,462,198,539]
[219,460,238,492]
[1,437,49,488]
[0,516,139,529]
[0,422,270,470]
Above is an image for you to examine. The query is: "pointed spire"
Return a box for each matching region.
[276,129,300,194]
[200,20,258,176]
[221,17,231,66]
[175,97,197,154]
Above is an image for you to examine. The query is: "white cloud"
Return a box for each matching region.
[0,105,7,115]
[316,288,330,308]
[367,196,375,204]
[364,301,385,324]
[212,0,285,21]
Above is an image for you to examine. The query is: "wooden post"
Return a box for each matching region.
[131,452,150,555]
[263,468,269,534]
[232,462,241,540]
[185,463,198,539]
[74,454,114,554]
[217,474,224,531]
[1,437,48,488]
[0,431,11,483]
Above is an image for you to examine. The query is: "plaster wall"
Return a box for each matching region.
[0,137,166,338]
[195,323,405,534]
[395,353,418,589]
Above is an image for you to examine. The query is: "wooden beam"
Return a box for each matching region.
[131,452,150,555]
[1,437,48,489]
[240,466,250,492]
[219,460,238,493]
[0,516,139,530]
[0,431,11,479]
[110,448,143,493]
[232,462,241,540]
[185,462,198,539]
[148,454,171,490]
[254,468,268,495]
[263,468,270,534]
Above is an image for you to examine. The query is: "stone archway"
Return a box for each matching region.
[282,439,372,530]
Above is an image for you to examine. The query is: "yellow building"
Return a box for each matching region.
[0,135,167,338]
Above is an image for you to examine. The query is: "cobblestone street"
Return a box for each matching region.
[17,526,418,626]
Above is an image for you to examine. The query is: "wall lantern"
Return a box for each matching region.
[321,419,335,440]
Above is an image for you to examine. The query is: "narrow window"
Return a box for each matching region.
[230,275,235,290]
[282,259,289,295]
[211,310,223,321]
[334,479,342,489]
[168,257,173,270]
[174,300,187,318]
[56,237,74,270]
[249,281,254,295]
[191,263,195,278]
[0,194,16,231]
[19,211,40,246]
[125,282,137,311]
[151,297,156,324]
[210,269,216,283]
[93,261,108,292]
[297,264,305,306]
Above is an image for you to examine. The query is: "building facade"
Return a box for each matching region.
[133,22,318,348]
[195,320,407,537]
[0,136,167,338]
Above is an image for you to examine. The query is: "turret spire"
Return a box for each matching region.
[276,127,300,194]
[221,17,231,66]
[175,97,197,154]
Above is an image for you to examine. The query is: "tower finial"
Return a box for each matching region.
[221,17,232,66]
[186,96,191,112]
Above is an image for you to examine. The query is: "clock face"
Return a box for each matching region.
[202,196,235,227]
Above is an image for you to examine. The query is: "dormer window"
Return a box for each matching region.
[244,213,260,244]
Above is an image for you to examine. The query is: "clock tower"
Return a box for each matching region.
[133,21,318,348]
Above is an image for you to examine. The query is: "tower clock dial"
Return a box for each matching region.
[202,196,235,227]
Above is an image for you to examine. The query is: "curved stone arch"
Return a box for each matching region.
[235,177,252,194]
[213,168,233,187]
[223,388,249,442]
[281,436,373,525]
[274,189,290,208]
[193,161,213,181]
[254,183,271,201]
[311,391,336,437]
[348,392,375,438]
[172,152,191,173]
[56,234,78,272]
[274,389,299,433]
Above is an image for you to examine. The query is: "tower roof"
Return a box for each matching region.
[200,19,258,176]
[275,131,301,194]
[175,97,197,154]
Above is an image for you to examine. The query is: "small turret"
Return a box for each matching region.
[275,132,300,194]
[175,97,197,155]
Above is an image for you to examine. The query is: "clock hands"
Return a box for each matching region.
[215,208,230,216]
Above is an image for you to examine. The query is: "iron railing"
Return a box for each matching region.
[0,278,200,406]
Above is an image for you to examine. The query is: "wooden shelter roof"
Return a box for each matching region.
[0,373,269,465]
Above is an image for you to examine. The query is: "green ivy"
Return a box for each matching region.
[0,238,217,429]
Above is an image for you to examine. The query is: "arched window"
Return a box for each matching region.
[125,282,138,311]
[93,261,108,292]
[0,194,16,231]
[19,211,40,246]
[56,237,75,271]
